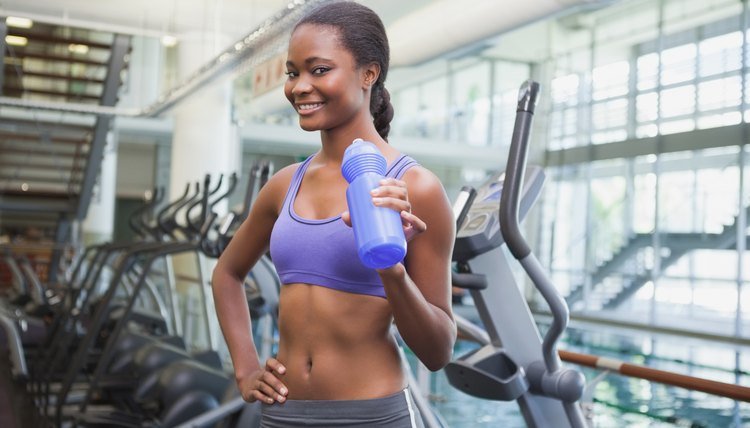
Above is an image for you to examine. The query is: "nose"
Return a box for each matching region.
[290,75,312,97]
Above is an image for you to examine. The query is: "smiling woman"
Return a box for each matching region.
[210,1,457,427]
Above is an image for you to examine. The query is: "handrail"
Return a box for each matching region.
[559,349,750,403]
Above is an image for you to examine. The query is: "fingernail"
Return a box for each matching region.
[280,387,288,395]
[267,398,274,403]
[278,395,286,402]
[370,189,379,196]
[372,197,383,205]
[279,366,286,374]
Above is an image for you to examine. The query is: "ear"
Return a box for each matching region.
[362,63,381,89]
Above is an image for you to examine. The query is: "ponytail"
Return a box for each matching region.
[371,83,394,140]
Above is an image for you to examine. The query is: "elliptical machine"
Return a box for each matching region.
[445,80,588,427]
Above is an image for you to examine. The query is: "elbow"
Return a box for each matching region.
[421,334,456,372]
[422,346,454,372]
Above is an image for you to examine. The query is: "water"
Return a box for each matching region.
[405,325,750,428]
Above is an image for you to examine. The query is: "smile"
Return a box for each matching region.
[296,103,323,114]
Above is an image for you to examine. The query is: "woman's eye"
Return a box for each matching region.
[285,71,298,78]
[312,67,329,75]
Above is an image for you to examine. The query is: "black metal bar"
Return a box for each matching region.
[75,33,131,221]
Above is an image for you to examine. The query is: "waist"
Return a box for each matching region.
[275,283,402,399]
[276,335,405,400]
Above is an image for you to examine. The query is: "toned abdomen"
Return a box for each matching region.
[275,283,405,400]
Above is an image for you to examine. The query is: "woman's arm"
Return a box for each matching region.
[211,165,295,402]
[375,167,457,371]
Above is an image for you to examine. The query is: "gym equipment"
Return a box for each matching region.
[0,159,288,428]
[445,80,588,428]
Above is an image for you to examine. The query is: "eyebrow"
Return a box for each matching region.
[286,56,334,67]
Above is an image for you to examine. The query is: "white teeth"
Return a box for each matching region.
[298,103,322,110]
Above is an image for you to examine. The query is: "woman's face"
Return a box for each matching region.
[284,24,370,133]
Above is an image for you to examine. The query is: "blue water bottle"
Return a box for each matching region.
[341,139,407,269]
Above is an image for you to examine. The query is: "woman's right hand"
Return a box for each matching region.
[237,358,288,404]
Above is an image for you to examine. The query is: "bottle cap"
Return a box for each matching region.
[342,138,386,182]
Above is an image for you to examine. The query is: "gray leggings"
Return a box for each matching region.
[260,389,425,427]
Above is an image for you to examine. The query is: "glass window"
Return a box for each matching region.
[658,162,696,233]
[636,92,658,123]
[491,61,531,147]
[699,31,742,77]
[660,85,695,118]
[391,86,421,138]
[545,167,588,273]
[697,111,742,129]
[659,118,695,135]
[589,160,628,267]
[592,98,628,130]
[660,44,697,86]
[551,73,580,106]
[637,53,660,91]
[592,61,630,101]
[450,61,491,146]
[697,76,742,112]
[633,157,657,233]
[492,89,520,147]
[636,123,659,138]
[692,279,738,320]
[549,73,581,150]
[419,77,449,140]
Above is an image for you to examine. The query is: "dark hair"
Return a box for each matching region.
[294,1,394,140]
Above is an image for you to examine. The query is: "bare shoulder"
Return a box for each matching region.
[401,164,454,237]
[264,162,300,190]
[256,162,301,212]
[401,164,448,202]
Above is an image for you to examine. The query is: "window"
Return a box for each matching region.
[660,44,697,86]
[592,61,630,101]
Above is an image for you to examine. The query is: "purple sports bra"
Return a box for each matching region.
[269,153,419,298]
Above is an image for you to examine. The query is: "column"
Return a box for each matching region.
[170,31,240,209]
[169,31,240,351]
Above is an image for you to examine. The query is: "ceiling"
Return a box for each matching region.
[0,0,436,41]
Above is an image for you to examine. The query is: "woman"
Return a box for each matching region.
[211,1,456,426]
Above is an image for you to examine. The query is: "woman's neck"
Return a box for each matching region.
[319,125,383,162]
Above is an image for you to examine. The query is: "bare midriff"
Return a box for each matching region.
[275,283,405,400]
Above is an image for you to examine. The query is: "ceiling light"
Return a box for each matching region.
[68,43,89,54]
[5,35,27,46]
[5,16,33,28]
[160,35,177,47]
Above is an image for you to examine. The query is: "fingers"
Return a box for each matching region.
[369,178,427,241]
[255,371,288,404]
[401,210,427,234]
[371,178,411,213]
[239,359,288,404]
[265,358,287,376]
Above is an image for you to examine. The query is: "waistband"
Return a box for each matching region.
[261,388,420,427]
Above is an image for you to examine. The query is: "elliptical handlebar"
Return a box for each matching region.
[499,80,566,371]
[499,79,539,261]
[498,81,587,427]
